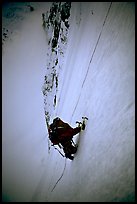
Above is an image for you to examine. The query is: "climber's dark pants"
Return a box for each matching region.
[63,140,77,157]
[60,127,81,157]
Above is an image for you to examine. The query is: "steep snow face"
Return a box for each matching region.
[2,2,135,202]
[2,2,51,202]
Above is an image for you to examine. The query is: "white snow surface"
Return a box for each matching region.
[2,2,135,202]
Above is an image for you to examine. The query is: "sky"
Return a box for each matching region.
[2,2,135,202]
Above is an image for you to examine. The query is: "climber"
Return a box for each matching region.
[48,117,86,160]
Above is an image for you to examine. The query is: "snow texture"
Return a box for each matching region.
[2,2,135,202]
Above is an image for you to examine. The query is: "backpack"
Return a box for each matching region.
[48,127,59,145]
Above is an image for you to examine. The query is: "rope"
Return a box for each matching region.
[81,2,112,89]
[51,158,67,192]
[71,2,112,119]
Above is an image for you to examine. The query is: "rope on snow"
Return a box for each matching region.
[51,157,67,192]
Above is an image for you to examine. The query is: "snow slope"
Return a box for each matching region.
[2,2,135,202]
